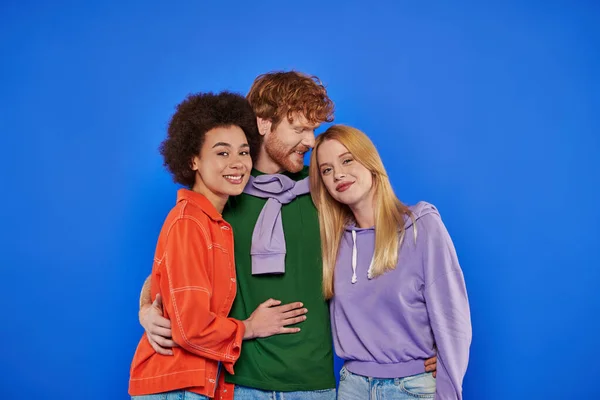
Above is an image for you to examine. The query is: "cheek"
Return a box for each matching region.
[323,176,337,195]
[355,168,373,188]
[365,173,374,189]
[203,164,219,180]
[206,158,225,176]
[283,132,300,147]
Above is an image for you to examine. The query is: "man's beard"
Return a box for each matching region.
[264,134,307,173]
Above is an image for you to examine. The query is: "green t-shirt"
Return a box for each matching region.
[223,167,335,391]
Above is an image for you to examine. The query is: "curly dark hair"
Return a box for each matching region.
[159,91,260,188]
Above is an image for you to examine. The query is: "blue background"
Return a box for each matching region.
[1,1,598,398]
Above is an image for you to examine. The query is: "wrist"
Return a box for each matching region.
[242,319,254,340]
[139,302,151,313]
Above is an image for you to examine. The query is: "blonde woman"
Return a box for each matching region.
[309,125,472,400]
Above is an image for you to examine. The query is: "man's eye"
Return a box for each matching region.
[218,152,229,156]
[240,151,250,156]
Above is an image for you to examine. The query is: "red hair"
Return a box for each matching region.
[247,71,334,127]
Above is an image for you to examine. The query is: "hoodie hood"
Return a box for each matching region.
[344,201,439,232]
[343,201,439,283]
[404,201,440,229]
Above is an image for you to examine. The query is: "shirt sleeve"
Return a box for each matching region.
[421,213,472,400]
[159,217,245,371]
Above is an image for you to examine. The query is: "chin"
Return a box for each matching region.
[285,159,305,173]
[227,181,249,196]
[335,196,354,206]
[226,188,245,196]
[334,191,361,207]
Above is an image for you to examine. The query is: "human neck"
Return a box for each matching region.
[351,206,375,229]
[191,182,228,213]
[349,192,376,228]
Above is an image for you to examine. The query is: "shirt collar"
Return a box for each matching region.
[177,189,223,222]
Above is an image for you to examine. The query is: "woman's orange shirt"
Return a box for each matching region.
[129,189,244,400]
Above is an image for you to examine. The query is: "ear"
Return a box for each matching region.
[256,117,272,137]
[190,155,201,171]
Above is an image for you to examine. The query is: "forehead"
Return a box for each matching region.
[286,113,320,130]
[203,125,247,144]
[317,139,350,162]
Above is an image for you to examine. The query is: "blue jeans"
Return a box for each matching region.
[337,366,436,400]
[234,385,336,400]
[132,390,209,400]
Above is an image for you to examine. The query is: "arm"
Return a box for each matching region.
[140,219,308,358]
[161,218,245,366]
[139,275,152,309]
[139,275,177,356]
[422,214,472,400]
[159,218,308,369]
[139,280,308,356]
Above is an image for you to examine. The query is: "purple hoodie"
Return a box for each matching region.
[330,202,471,400]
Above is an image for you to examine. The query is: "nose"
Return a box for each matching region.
[229,155,245,170]
[302,130,316,149]
[334,172,346,181]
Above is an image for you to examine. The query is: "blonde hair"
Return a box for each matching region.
[309,125,415,299]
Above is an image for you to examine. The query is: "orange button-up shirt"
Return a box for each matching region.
[129,189,244,400]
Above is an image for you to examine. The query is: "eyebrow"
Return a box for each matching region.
[212,142,250,149]
[318,152,352,169]
[292,123,319,130]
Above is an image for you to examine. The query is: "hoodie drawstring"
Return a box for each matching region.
[351,230,358,284]
[351,229,374,283]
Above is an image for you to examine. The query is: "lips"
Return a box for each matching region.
[336,181,354,192]
[223,174,244,184]
[291,146,310,157]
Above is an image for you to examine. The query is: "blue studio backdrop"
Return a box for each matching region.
[1,1,598,399]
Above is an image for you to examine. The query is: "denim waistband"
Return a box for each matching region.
[345,359,425,379]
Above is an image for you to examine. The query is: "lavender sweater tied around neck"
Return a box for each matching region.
[242,174,310,275]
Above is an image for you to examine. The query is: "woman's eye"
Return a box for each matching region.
[240,151,250,156]
[218,152,229,156]
[321,168,331,175]
[343,158,353,164]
